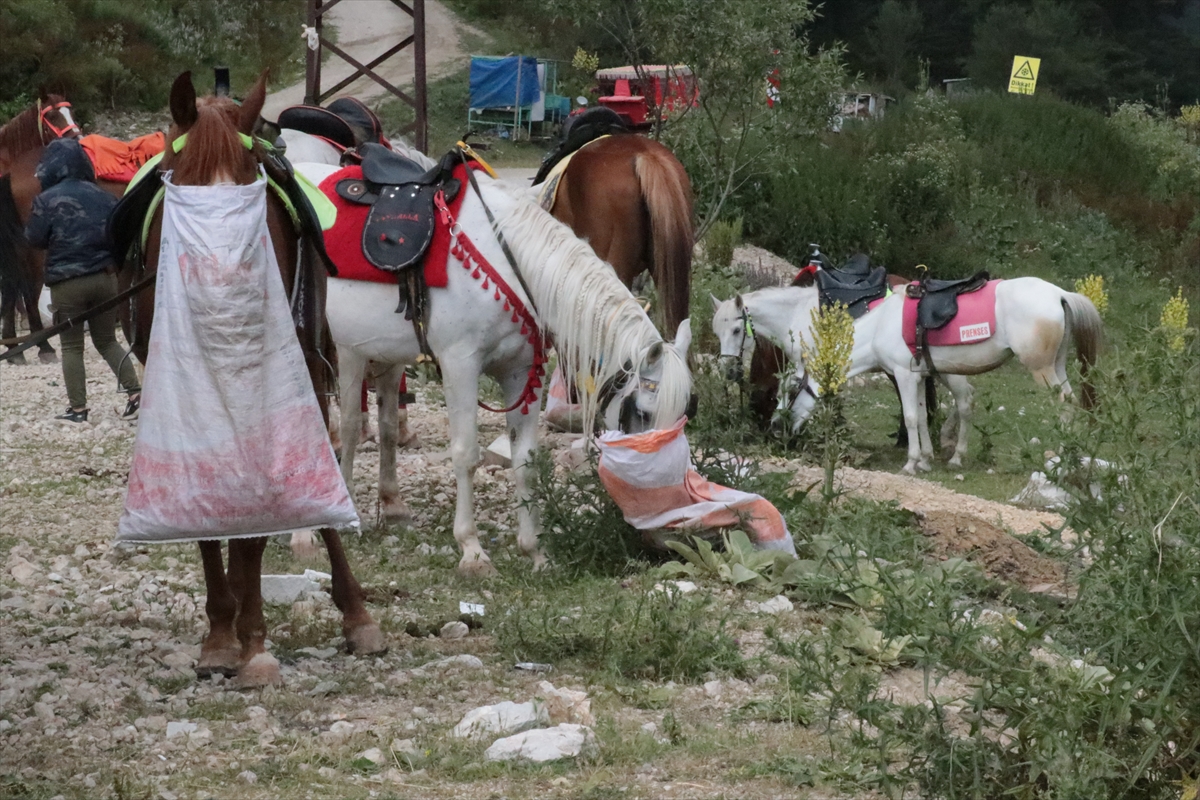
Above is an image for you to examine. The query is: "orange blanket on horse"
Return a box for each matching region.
[79,132,166,183]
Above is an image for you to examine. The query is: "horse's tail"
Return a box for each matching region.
[634,144,693,336]
[1062,291,1103,409]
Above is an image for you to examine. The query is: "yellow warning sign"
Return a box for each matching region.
[1008,56,1041,95]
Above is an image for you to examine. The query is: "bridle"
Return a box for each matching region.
[782,364,818,409]
[38,100,80,143]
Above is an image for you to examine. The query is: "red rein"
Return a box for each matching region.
[435,191,547,415]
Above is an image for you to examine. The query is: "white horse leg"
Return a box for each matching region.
[501,371,544,568]
[376,363,414,525]
[915,372,936,471]
[441,356,496,576]
[942,374,974,467]
[289,529,321,561]
[894,370,928,474]
[337,346,368,514]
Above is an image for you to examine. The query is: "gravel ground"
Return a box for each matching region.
[2,343,1068,799]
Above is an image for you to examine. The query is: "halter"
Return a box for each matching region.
[37,100,79,143]
[783,364,818,409]
[724,299,755,365]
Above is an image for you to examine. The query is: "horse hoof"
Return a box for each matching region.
[381,503,414,527]
[236,653,282,688]
[195,646,240,679]
[902,463,918,476]
[289,530,322,562]
[4,350,27,365]
[345,623,387,656]
[397,429,421,450]
[948,455,963,468]
[530,552,549,571]
[917,461,933,473]
[457,555,498,578]
[38,351,58,364]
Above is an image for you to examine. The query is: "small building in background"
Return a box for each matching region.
[830,91,895,131]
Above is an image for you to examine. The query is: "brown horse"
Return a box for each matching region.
[130,71,384,686]
[548,134,693,336]
[0,95,94,362]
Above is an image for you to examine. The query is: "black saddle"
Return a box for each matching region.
[907,270,990,332]
[277,105,358,150]
[532,106,630,185]
[817,265,889,319]
[335,144,462,272]
[326,97,385,146]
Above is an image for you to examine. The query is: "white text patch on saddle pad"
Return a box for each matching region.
[902,279,1003,355]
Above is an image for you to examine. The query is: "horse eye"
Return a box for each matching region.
[640,380,658,393]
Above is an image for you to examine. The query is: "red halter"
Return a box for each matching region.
[38,100,80,142]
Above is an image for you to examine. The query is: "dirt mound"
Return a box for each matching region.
[917,510,1064,589]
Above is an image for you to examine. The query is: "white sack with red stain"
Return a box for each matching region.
[118,177,358,543]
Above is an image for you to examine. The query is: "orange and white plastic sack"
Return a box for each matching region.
[596,418,795,554]
[118,177,359,543]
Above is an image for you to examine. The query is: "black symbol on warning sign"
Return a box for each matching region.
[1013,60,1036,80]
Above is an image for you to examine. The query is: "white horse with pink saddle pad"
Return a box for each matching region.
[712,276,1103,474]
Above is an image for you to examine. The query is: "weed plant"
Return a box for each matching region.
[702,217,743,269]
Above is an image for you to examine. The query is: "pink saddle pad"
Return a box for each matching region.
[903,279,1002,355]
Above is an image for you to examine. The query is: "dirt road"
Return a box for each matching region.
[262,0,483,121]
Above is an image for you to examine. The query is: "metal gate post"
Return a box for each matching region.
[301,0,429,153]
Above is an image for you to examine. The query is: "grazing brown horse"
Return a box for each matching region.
[0,95,96,362]
[129,71,384,686]
[548,134,693,336]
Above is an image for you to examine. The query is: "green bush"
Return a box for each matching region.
[702,216,743,269]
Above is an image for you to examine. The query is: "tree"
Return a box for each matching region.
[865,0,923,89]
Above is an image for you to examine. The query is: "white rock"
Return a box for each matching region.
[327,720,355,740]
[9,558,37,586]
[317,766,338,779]
[237,770,257,784]
[162,651,193,670]
[703,680,723,699]
[260,574,320,604]
[165,721,197,739]
[536,681,594,726]
[484,723,596,763]
[652,580,697,596]
[390,738,419,758]
[355,747,385,765]
[752,595,794,614]
[430,654,484,670]
[483,435,512,468]
[451,701,547,739]
[439,620,469,640]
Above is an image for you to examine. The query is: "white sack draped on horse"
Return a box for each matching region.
[296,152,692,576]
[711,276,1102,474]
[119,176,358,542]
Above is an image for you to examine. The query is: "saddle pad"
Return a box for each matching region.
[317,162,476,288]
[534,135,611,211]
[903,279,1002,355]
[80,132,165,183]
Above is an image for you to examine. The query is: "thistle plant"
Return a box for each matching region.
[1074,274,1109,317]
[1160,288,1191,352]
[571,47,600,75]
[801,302,854,501]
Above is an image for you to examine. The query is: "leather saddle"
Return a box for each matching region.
[325,97,386,146]
[907,270,991,332]
[277,105,358,150]
[809,253,889,319]
[335,143,462,272]
[532,106,630,185]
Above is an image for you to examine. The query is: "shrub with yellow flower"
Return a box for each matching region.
[801,302,854,396]
[1160,288,1191,352]
[1074,274,1109,317]
[572,48,599,76]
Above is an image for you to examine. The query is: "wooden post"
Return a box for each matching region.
[304,0,321,106]
[413,0,428,152]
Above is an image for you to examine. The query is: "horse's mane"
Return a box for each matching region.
[0,96,63,162]
[390,137,438,170]
[489,183,691,429]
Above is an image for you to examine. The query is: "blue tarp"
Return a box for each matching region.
[469,56,539,109]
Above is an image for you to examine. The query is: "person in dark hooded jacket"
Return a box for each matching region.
[25,138,140,423]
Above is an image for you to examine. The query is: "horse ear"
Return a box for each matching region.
[734,294,744,310]
[710,293,722,312]
[673,318,692,357]
[238,69,270,136]
[645,342,663,366]
[169,72,198,130]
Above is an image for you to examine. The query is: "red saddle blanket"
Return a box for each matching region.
[902,279,1002,355]
[80,132,165,183]
[317,162,477,288]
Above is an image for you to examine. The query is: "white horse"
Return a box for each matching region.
[711,277,1102,474]
[296,155,693,575]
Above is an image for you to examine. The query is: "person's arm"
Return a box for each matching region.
[24,197,50,250]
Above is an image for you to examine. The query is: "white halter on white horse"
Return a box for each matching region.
[712,277,1102,474]
[295,150,692,575]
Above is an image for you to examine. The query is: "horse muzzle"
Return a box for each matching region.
[721,356,743,383]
